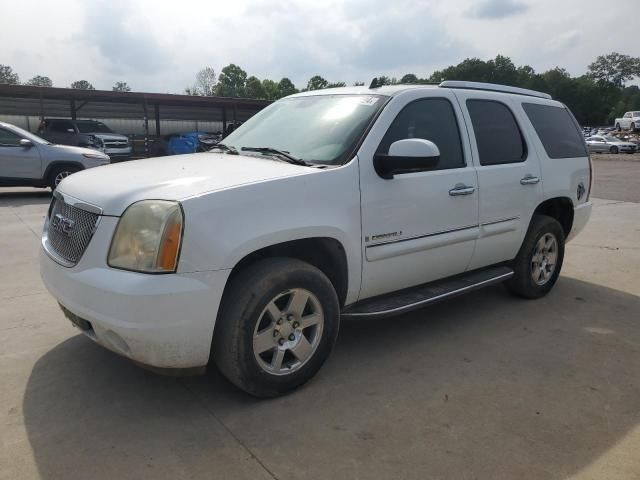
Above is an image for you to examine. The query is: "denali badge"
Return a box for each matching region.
[51,213,75,237]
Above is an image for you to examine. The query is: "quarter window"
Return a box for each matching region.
[466,99,526,165]
[0,128,22,146]
[522,103,587,159]
[377,98,465,170]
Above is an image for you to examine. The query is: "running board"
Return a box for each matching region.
[341,266,514,319]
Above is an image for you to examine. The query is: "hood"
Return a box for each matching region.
[57,153,315,216]
[47,143,110,159]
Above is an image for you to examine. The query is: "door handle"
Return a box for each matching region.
[520,175,540,185]
[449,183,475,196]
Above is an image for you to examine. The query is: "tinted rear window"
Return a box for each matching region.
[522,103,587,158]
[466,100,526,165]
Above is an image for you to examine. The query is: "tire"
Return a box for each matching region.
[609,145,619,154]
[48,165,81,190]
[212,257,340,397]
[616,123,621,132]
[506,215,565,299]
[631,122,636,132]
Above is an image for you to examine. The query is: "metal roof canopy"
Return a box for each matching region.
[0,84,271,139]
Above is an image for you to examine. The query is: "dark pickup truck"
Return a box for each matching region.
[38,119,132,158]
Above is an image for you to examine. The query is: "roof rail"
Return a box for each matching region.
[439,80,552,100]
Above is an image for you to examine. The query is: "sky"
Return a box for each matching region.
[0,0,637,93]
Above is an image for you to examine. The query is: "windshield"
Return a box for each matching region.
[76,121,113,133]
[6,124,50,145]
[223,94,387,165]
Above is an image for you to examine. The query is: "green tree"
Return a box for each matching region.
[327,81,346,88]
[353,81,365,86]
[112,81,131,92]
[306,75,328,91]
[215,64,247,97]
[26,75,53,87]
[262,79,280,100]
[277,77,297,98]
[70,80,95,90]
[0,64,19,84]
[245,76,266,99]
[588,52,640,88]
[400,73,418,84]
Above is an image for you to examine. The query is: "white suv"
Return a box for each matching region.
[40,81,592,397]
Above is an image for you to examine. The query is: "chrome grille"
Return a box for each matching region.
[44,195,100,267]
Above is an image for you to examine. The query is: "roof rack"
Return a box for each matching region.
[439,80,552,100]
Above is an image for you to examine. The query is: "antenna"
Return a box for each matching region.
[369,78,379,89]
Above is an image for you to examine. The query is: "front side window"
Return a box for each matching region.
[223,94,386,165]
[0,128,22,146]
[467,99,526,166]
[623,113,631,118]
[376,98,465,170]
[522,103,587,159]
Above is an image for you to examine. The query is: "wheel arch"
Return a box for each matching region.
[532,197,574,238]
[225,237,350,308]
[43,161,85,182]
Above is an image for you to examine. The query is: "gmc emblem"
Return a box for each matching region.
[51,213,75,237]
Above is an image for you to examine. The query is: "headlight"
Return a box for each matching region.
[108,200,183,273]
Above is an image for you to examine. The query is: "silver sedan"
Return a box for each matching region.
[585,135,637,154]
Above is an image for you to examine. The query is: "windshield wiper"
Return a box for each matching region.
[208,143,238,155]
[241,147,310,166]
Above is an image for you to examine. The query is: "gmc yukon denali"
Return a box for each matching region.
[40,81,592,397]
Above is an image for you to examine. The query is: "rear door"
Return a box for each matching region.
[0,127,42,179]
[453,91,543,270]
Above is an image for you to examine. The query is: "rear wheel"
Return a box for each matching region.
[609,145,619,154]
[506,215,565,299]
[48,165,80,190]
[631,122,636,132]
[212,258,340,397]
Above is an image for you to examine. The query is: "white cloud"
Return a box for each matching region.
[0,0,637,93]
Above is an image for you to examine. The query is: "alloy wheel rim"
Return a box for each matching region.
[531,233,558,286]
[252,288,324,376]
[54,171,71,186]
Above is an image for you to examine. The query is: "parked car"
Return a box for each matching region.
[40,81,592,397]
[149,131,222,156]
[0,121,110,189]
[38,119,132,158]
[585,135,637,154]
[614,111,640,132]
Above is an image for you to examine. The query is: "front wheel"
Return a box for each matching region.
[631,122,636,132]
[48,165,81,190]
[610,145,619,154]
[506,215,565,299]
[616,123,621,132]
[212,258,340,397]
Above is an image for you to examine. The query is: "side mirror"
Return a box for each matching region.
[373,138,440,179]
[19,139,33,148]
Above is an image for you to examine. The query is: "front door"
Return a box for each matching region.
[0,128,42,180]
[358,91,479,300]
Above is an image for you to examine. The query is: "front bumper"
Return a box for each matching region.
[103,146,132,156]
[40,241,230,369]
